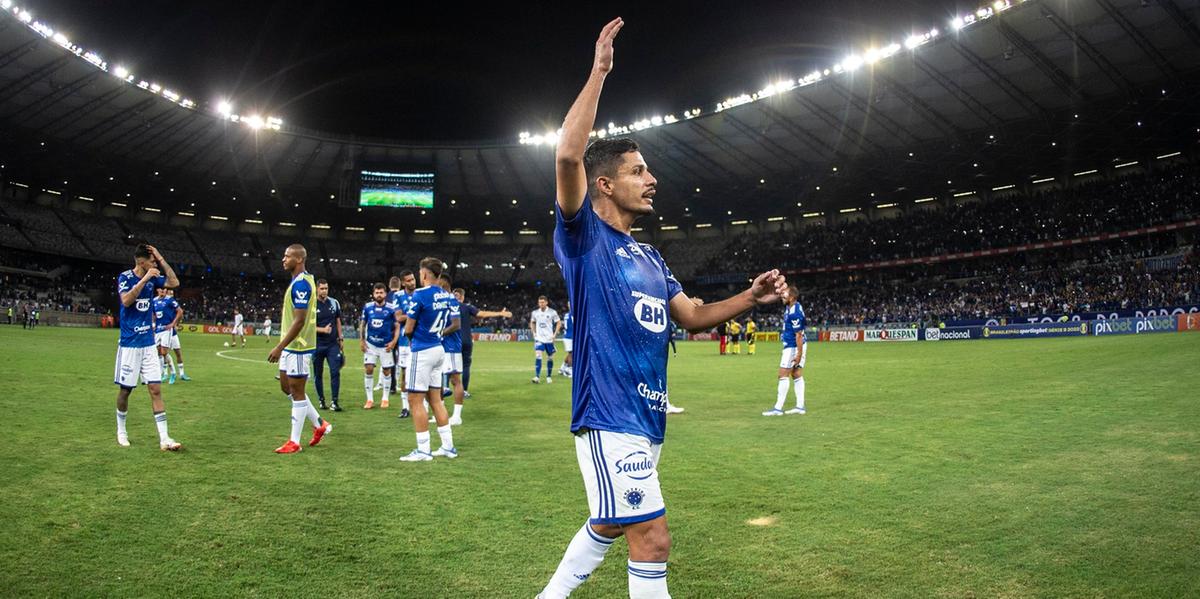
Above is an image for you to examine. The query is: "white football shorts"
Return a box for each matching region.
[363,342,395,369]
[780,342,808,370]
[406,346,445,393]
[114,344,162,388]
[575,429,666,525]
[563,339,573,353]
[442,351,463,374]
[279,350,312,378]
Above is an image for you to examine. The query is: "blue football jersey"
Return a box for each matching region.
[554,195,683,444]
[782,302,807,348]
[406,286,453,352]
[361,302,399,347]
[117,269,165,348]
[440,295,463,353]
[387,290,414,347]
[152,296,180,333]
[563,312,573,340]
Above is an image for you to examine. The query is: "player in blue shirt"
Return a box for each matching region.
[764,285,808,416]
[113,243,183,451]
[360,282,402,410]
[537,20,787,599]
[399,257,457,462]
[452,287,512,399]
[313,279,344,412]
[436,274,466,425]
[152,287,183,384]
[558,301,574,378]
[386,271,418,418]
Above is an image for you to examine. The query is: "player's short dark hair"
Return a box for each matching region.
[133,244,152,260]
[584,137,640,191]
[388,276,401,288]
[787,285,799,298]
[400,270,414,279]
[538,295,548,302]
[437,273,453,286]
[316,278,328,286]
[453,287,465,297]
[419,257,443,277]
[372,282,386,291]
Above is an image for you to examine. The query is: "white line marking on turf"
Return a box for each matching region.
[215,349,265,363]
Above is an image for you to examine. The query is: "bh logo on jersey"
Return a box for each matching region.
[615,451,655,481]
[370,318,384,328]
[136,298,151,312]
[631,291,667,333]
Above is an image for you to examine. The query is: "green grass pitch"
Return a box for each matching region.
[2,327,1197,597]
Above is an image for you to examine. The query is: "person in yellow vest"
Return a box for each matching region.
[745,318,757,355]
[267,244,333,454]
[728,319,743,354]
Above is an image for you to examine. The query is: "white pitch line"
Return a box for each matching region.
[215,349,266,363]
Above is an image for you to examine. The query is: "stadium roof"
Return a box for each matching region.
[1,0,1199,230]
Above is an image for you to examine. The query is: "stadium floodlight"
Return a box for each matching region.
[952,191,975,197]
[18,10,31,23]
[951,16,966,30]
[875,202,898,209]
[279,222,298,227]
[209,215,228,221]
[838,207,859,213]
[217,101,232,116]
[312,224,331,230]
[345,226,365,232]
[695,223,712,228]
[1,1,12,10]
[992,184,1016,191]
[245,218,263,224]
[519,229,539,235]
[43,188,61,195]
[803,212,822,218]
[1073,169,1098,177]
[767,216,786,222]
[449,229,470,235]
[660,225,679,231]
[841,55,863,72]
[914,197,937,203]
[110,201,127,207]
[77,195,94,202]
[1156,151,1181,160]
[414,229,435,234]
[483,230,504,235]
[178,211,194,217]
[244,115,264,130]
[730,220,750,225]
[143,207,161,213]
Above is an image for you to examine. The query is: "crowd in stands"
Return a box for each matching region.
[1,164,1197,330]
[707,165,1200,274]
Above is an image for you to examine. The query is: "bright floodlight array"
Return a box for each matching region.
[1,1,280,131]
[518,0,1027,145]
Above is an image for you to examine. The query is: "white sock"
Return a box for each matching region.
[416,430,431,454]
[304,395,322,427]
[775,378,789,410]
[794,377,805,410]
[160,356,169,374]
[436,424,454,450]
[382,374,391,403]
[452,403,463,419]
[116,409,127,436]
[628,560,669,599]
[364,374,374,403]
[177,362,185,376]
[167,354,177,374]
[290,399,307,444]
[541,523,615,598]
[153,411,170,442]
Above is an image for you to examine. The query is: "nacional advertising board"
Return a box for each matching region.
[1091,316,1177,336]
[981,322,1089,339]
[924,327,980,341]
[864,328,919,342]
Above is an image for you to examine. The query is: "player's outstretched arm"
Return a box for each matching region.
[669,270,787,333]
[556,17,624,219]
[476,309,512,319]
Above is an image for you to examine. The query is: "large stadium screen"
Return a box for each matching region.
[359,170,435,209]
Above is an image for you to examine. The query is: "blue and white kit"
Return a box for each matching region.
[441,295,464,374]
[554,194,683,524]
[562,312,574,353]
[361,302,399,368]
[114,269,166,388]
[152,295,182,350]
[387,289,415,368]
[531,307,560,355]
[405,285,452,393]
[780,302,807,369]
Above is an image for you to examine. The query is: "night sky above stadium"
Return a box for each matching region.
[35,0,967,142]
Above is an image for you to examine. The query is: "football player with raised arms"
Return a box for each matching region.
[113,244,182,450]
[537,18,787,599]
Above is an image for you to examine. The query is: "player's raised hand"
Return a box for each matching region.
[748,269,787,304]
[143,267,161,281]
[501,309,513,318]
[593,17,624,74]
[146,244,164,262]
